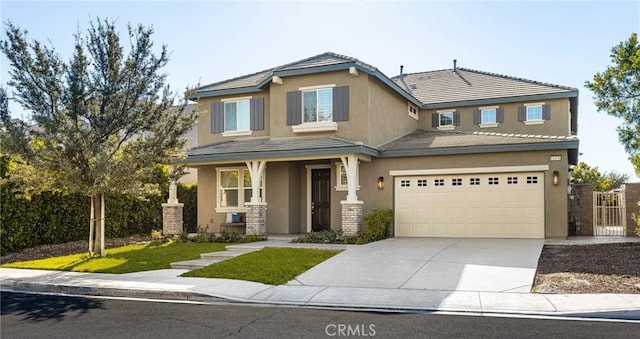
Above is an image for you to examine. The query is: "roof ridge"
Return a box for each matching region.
[198,67,276,90]
[390,68,453,80]
[457,67,577,91]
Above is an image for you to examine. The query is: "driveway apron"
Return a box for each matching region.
[292,238,544,293]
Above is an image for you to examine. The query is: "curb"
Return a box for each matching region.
[3,279,640,322]
[1,280,227,303]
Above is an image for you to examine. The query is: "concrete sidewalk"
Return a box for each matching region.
[2,267,639,320]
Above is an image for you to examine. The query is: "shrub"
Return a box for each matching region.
[363,208,392,242]
[292,229,341,244]
[1,181,198,255]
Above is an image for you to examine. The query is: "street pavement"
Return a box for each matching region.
[2,292,638,339]
[1,238,639,320]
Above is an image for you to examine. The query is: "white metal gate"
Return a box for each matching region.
[593,191,626,236]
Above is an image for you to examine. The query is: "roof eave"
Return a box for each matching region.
[422,90,579,109]
[380,139,579,158]
[176,145,380,164]
[189,86,264,100]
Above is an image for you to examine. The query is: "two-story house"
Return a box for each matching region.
[180,52,578,239]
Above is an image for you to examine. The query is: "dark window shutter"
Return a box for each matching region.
[542,104,551,120]
[518,106,526,122]
[453,112,461,126]
[250,98,264,130]
[211,102,224,133]
[473,109,481,125]
[432,113,439,127]
[286,91,302,125]
[332,86,349,121]
[497,107,504,123]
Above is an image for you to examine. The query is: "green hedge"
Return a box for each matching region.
[0,184,198,255]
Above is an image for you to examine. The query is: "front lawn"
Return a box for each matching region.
[1,242,227,274]
[181,247,342,285]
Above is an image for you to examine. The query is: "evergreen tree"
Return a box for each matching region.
[0,19,197,256]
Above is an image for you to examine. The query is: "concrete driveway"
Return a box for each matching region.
[292,238,544,293]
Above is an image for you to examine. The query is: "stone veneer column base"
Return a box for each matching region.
[246,202,267,236]
[162,203,184,235]
[341,200,363,236]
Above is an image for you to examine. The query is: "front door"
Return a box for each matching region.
[311,168,331,231]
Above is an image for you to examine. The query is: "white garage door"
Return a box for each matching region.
[395,172,544,238]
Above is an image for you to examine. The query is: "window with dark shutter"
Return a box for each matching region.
[496,107,504,123]
[211,102,224,133]
[332,86,349,121]
[286,91,302,125]
[473,109,481,125]
[518,106,526,122]
[453,112,461,126]
[250,98,264,130]
[432,113,439,127]
[542,104,551,120]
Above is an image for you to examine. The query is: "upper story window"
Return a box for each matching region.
[481,108,496,124]
[519,103,550,125]
[210,97,264,136]
[526,105,543,121]
[224,99,250,132]
[440,112,454,126]
[408,103,419,120]
[288,85,349,133]
[432,110,459,130]
[303,88,333,123]
[474,106,503,128]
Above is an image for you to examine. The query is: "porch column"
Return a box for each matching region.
[340,155,359,202]
[340,155,363,236]
[162,167,183,235]
[245,160,267,237]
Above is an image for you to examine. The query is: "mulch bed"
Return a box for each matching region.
[534,243,640,294]
[0,235,151,265]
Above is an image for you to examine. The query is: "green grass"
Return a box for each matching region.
[1,242,228,274]
[181,247,342,285]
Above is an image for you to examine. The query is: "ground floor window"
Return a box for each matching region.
[217,167,264,211]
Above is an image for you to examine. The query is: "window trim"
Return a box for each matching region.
[524,103,545,125]
[215,167,265,212]
[301,86,334,124]
[335,163,360,191]
[222,98,251,133]
[408,103,419,120]
[437,111,455,130]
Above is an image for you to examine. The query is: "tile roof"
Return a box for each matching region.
[379,130,578,152]
[197,52,378,93]
[392,68,577,105]
[187,136,370,158]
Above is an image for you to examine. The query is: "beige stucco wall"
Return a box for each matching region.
[359,149,570,239]
[269,70,371,141]
[196,91,271,147]
[419,98,571,136]
[196,166,218,231]
[367,77,418,147]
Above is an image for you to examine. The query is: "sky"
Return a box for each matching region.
[1,0,639,180]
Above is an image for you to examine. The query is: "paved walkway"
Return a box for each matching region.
[1,237,639,320]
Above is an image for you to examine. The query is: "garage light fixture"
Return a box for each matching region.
[552,170,560,186]
[377,176,384,190]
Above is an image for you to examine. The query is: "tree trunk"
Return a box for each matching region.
[89,195,95,256]
[91,193,106,256]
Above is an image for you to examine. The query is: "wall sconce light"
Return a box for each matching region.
[552,170,560,186]
[377,176,384,190]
